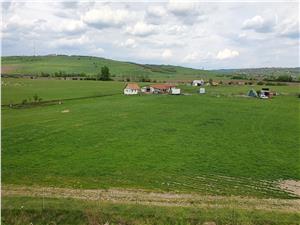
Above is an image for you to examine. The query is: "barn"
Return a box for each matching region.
[150,84,176,94]
[123,83,140,95]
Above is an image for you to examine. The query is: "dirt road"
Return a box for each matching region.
[2,185,300,213]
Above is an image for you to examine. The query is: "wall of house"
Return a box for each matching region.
[124,89,138,95]
[171,88,181,95]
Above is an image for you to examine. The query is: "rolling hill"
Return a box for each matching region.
[1,55,218,80]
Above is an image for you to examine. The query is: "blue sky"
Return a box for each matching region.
[1,1,299,69]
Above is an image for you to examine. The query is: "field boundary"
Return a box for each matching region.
[3,185,300,213]
[1,93,121,108]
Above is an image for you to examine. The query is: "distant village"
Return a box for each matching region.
[123,79,275,99]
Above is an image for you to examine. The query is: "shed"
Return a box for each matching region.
[171,87,181,95]
[192,80,204,86]
[199,87,206,94]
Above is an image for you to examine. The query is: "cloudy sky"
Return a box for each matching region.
[1,1,299,69]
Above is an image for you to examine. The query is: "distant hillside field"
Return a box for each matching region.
[1,55,219,80]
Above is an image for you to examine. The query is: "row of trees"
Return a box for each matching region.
[38,66,113,81]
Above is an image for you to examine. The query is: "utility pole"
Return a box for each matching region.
[33,40,36,56]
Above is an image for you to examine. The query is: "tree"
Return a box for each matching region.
[98,66,111,81]
[276,75,293,82]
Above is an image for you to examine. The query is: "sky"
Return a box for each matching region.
[1,0,299,69]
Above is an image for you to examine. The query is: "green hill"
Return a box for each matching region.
[1,55,218,80]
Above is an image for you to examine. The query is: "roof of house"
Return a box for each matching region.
[125,83,140,90]
[150,84,176,89]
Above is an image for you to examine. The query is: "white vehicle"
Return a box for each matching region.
[260,94,268,99]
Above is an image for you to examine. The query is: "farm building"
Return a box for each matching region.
[150,84,176,94]
[199,88,206,94]
[141,86,153,94]
[192,80,205,86]
[248,89,258,97]
[171,87,181,95]
[124,83,140,95]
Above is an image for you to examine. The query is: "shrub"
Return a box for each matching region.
[33,94,39,103]
[276,75,293,82]
[257,81,265,85]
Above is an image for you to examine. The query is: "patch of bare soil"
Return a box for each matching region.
[1,65,19,73]
[279,180,300,197]
[2,185,300,213]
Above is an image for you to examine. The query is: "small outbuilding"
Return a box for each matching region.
[124,83,140,95]
[192,80,205,86]
[171,87,181,95]
[199,87,206,94]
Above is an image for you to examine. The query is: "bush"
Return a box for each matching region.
[257,81,265,85]
[276,75,293,82]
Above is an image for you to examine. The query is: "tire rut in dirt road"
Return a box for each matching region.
[2,185,300,213]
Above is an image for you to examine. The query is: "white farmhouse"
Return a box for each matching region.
[123,83,140,95]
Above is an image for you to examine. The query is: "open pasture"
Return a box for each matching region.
[2,79,300,199]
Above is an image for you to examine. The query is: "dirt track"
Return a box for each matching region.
[2,185,300,213]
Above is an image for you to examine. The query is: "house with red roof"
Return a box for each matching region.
[123,83,140,95]
[150,84,176,94]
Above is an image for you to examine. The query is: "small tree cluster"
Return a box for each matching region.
[97,66,112,81]
[22,94,42,105]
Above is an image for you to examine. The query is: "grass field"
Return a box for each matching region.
[2,196,300,225]
[2,78,300,199]
[1,55,220,80]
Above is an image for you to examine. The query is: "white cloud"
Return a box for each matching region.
[56,20,86,35]
[82,6,133,29]
[126,21,157,37]
[161,49,173,59]
[167,25,186,34]
[216,49,239,60]
[167,0,196,16]
[52,35,90,48]
[242,15,275,33]
[147,6,167,17]
[183,52,198,62]
[120,38,137,48]
[277,18,299,39]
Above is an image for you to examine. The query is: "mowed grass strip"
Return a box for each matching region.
[2,79,300,198]
[2,196,300,225]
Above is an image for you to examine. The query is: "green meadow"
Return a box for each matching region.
[2,78,300,198]
[1,55,219,80]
